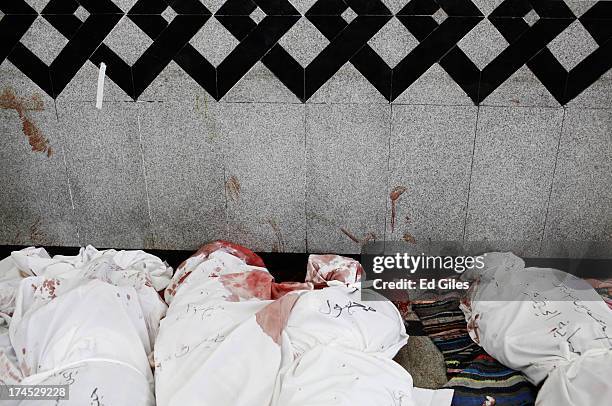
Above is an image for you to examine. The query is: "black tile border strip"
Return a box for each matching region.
[0,0,611,104]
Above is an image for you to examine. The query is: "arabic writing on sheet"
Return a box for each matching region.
[320,300,376,318]
[175,304,225,321]
[90,387,102,406]
[522,284,612,352]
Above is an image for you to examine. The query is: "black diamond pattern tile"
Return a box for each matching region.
[0,0,610,104]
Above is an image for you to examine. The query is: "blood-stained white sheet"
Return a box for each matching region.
[460,252,612,406]
[0,246,172,405]
[155,241,453,406]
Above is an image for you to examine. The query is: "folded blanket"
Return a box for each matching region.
[412,299,484,375]
[445,355,536,406]
[410,299,536,406]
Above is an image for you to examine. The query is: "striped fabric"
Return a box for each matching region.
[445,355,537,406]
[406,278,612,406]
[411,299,537,406]
[412,299,484,375]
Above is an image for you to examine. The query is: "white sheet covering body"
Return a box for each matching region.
[460,252,612,406]
[155,241,453,406]
[0,246,172,405]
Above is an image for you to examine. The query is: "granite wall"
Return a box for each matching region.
[1,0,611,257]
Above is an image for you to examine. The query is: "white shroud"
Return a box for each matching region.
[0,246,172,405]
[155,243,453,406]
[460,252,612,406]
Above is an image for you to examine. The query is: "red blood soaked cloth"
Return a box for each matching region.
[164,240,363,303]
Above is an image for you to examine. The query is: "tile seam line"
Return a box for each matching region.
[538,107,566,255]
[303,103,308,252]
[461,105,480,245]
[136,110,154,229]
[56,99,80,245]
[383,103,393,245]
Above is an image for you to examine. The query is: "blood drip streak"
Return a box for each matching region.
[389,186,407,232]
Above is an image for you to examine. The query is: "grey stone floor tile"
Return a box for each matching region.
[307,63,389,104]
[55,61,134,102]
[306,103,390,254]
[392,63,475,106]
[547,20,599,72]
[564,1,600,18]
[0,89,77,246]
[387,105,478,247]
[23,0,48,13]
[137,61,217,103]
[102,17,152,67]
[566,69,612,109]
[367,17,418,69]
[457,19,508,71]
[113,0,139,13]
[464,106,564,257]
[541,108,612,258]
[290,0,318,15]
[219,103,307,252]
[189,17,239,68]
[56,101,150,248]
[278,17,329,68]
[381,0,410,15]
[18,17,67,66]
[200,0,226,14]
[470,0,505,16]
[137,100,227,250]
[221,62,302,103]
[480,66,562,108]
[1,61,51,98]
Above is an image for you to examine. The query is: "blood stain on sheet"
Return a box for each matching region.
[402,233,417,244]
[467,313,481,344]
[307,254,364,284]
[226,175,241,201]
[268,218,286,253]
[0,88,52,157]
[220,270,274,300]
[271,282,313,299]
[177,259,187,271]
[192,241,266,267]
[255,293,300,346]
[389,186,407,232]
[166,270,194,298]
[1,350,24,382]
[19,362,31,376]
[41,278,59,299]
